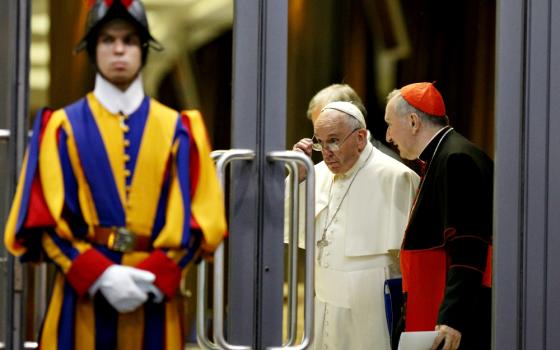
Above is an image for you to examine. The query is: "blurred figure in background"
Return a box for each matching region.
[306,83,402,162]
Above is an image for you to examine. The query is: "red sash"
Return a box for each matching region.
[401,248,447,331]
[400,245,492,331]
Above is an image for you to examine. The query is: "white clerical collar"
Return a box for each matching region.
[93,74,145,115]
[418,126,448,156]
[336,142,374,179]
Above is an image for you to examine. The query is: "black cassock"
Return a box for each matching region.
[394,126,493,350]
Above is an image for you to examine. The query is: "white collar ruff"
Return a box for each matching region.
[93,74,145,115]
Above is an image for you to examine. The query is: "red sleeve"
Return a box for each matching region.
[66,249,114,297]
[23,109,57,229]
[136,250,182,299]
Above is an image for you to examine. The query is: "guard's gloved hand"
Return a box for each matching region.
[136,280,165,303]
[88,265,155,313]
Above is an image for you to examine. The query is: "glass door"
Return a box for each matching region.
[197,1,316,349]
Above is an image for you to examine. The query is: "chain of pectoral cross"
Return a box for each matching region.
[316,146,373,265]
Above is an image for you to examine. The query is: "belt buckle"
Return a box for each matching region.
[109,227,136,253]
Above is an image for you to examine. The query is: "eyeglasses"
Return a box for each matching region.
[312,127,360,152]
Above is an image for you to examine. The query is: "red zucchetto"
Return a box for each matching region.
[401,82,446,117]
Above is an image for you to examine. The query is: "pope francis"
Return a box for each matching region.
[291,101,419,349]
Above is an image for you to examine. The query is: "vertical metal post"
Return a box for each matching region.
[0,0,31,349]
[230,0,288,348]
[495,0,560,349]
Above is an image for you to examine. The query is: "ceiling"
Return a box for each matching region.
[29,0,233,109]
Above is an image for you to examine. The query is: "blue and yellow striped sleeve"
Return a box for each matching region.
[3,108,112,296]
[4,109,57,258]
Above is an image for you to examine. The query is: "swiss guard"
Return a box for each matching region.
[3,0,226,349]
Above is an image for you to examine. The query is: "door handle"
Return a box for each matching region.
[197,256,219,350]
[196,151,226,350]
[0,129,10,141]
[282,159,299,346]
[1,128,47,348]
[265,151,315,350]
[0,129,34,142]
[196,149,256,350]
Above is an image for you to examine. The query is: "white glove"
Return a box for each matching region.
[136,280,165,303]
[88,265,155,313]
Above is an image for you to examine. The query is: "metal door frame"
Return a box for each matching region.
[227,0,288,348]
[0,1,31,349]
[494,0,560,349]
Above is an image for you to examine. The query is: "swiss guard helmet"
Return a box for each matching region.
[75,0,163,64]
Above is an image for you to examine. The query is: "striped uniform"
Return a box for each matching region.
[4,93,226,350]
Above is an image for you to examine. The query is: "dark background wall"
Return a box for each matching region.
[47,0,496,158]
[286,0,496,158]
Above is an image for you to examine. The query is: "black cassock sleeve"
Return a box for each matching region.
[436,153,490,331]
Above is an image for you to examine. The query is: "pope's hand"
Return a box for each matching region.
[89,265,155,313]
[293,137,313,157]
[292,138,313,181]
[432,324,461,350]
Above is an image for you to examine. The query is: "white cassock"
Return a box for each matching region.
[288,142,419,350]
